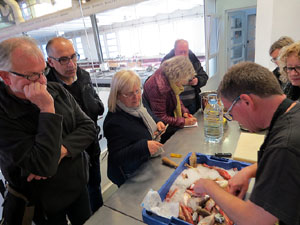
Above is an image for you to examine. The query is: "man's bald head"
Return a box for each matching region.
[46,37,74,57]
[174,39,189,56]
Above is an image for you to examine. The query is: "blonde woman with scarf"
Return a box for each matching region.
[143,56,197,142]
[104,70,166,187]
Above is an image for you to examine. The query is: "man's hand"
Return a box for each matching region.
[189,77,198,86]
[23,82,55,113]
[27,173,47,182]
[59,145,69,164]
[228,164,257,199]
[194,178,214,194]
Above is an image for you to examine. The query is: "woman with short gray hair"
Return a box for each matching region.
[143,55,197,136]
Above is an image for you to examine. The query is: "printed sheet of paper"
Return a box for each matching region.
[184,122,198,128]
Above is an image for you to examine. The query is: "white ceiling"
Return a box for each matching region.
[27,0,203,40]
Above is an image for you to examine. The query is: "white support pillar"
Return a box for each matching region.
[255,0,300,70]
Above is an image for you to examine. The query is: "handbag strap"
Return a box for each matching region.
[6,184,29,204]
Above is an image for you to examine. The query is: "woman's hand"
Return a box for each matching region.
[183,113,197,126]
[156,121,165,132]
[153,121,167,139]
[183,112,193,118]
[147,140,163,155]
[184,117,197,126]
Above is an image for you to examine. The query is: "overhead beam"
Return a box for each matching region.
[0,0,148,40]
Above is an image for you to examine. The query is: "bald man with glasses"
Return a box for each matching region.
[161,39,208,114]
[46,37,104,213]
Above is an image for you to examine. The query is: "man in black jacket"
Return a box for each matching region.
[161,39,208,114]
[269,36,293,88]
[46,37,104,212]
[0,37,95,224]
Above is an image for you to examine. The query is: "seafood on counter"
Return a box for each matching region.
[189,152,197,168]
[162,156,179,168]
[162,154,238,225]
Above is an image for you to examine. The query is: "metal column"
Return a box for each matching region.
[90,14,104,63]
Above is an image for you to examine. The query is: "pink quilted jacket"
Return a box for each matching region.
[143,68,189,128]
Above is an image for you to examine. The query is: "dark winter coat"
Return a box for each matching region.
[46,66,104,157]
[0,81,96,214]
[103,108,152,187]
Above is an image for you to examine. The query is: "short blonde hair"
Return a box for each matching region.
[108,70,141,112]
[278,41,300,79]
[161,55,195,82]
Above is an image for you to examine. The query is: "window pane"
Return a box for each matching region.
[106,33,116,39]
[209,57,217,77]
[107,39,117,46]
[76,37,82,43]
[108,46,118,52]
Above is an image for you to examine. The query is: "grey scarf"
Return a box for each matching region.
[117,100,157,140]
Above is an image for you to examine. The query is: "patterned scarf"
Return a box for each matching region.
[117,100,157,140]
[169,81,184,118]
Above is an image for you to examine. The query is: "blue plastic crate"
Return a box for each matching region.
[142,152,251,225]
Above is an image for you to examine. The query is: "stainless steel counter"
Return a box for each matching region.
[85,111,242,224]
[84,206,145,225]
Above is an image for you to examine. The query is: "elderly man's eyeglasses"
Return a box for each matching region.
[188,77,195,83]
[9,70,45,81]
[283,66,300,74]
[49,53,80,65]
[271,57,278,63]
[122,88,142,98]
[223,96,240,121]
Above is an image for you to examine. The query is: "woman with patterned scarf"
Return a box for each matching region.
[143,55,197,142]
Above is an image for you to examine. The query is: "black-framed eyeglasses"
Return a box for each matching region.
[49,53,80,65]
[188,77,195,83]
[283,66,300,74]
[9,70,45,81]
[121,88,142,98]
[271,57,278,63]
[223,96,240,121]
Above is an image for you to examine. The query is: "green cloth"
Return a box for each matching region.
[170,81,184,118]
